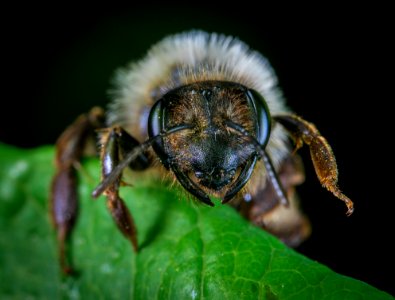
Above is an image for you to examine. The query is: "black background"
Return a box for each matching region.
[1,4,393,296]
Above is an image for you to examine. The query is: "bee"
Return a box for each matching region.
[51,31,354,274]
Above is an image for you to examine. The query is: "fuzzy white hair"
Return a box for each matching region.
[107,30,290,167]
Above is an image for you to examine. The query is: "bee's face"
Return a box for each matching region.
[148,81,271,203]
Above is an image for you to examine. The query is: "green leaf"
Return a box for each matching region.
[0,143,392,300]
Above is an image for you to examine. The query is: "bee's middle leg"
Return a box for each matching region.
[51,107,105,274]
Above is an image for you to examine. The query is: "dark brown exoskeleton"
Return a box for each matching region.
[50,31,354,274]
[51,81,353,274]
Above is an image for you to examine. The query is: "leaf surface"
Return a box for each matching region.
[0,144,392,299]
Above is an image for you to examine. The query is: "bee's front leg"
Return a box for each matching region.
[98,126,151,252]
[274,114,354,216]
[51,107,105,274]
[232,155,311,247]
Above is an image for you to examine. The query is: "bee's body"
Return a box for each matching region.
[108,31,288,164]
[51,31,353,274]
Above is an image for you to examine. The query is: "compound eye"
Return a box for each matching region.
[194,170,204,179]
[246,89,272,148]
[148,98,170,168]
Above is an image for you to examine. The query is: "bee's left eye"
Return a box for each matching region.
[194,171,204,179]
